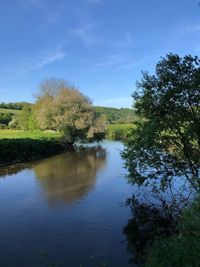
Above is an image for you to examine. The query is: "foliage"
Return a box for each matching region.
[122,54,200,193]
[8,115,21,129]
[0,102,28,110]
[106,123,134,140]
[0,138,65,167]
[34,78,107,144]
[145,199,200,267]
[19,103,37,130]
[95,106,136,124]
[0,108,22,128]
[0,130,64,166]
[0,112,13,125]
[0,124,8,129]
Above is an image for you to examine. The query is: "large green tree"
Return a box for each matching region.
[122,54,200,193]
[34,78,107,144]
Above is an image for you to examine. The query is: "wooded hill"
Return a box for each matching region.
[95,106,136,124]
[0,102,135,128]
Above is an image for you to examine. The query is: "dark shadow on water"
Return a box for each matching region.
[0,145,107,205]
[123,195,176,266]
[0,145,107,204]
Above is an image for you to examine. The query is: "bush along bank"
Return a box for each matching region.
[144,199,200,267]
[0,138,71,167]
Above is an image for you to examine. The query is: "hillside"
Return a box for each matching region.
[95,106,136,124]
[0,102,136,128]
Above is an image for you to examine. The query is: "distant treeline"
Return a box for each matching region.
[95,106,136,124]
[0,102,30,110]
[0,102,136,128]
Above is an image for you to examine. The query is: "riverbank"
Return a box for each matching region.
[0,130,67,167]
[0,124,135,167]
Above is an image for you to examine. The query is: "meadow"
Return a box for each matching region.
[0,108,22,114]
[106,123,134,141]
[0,124,135,141]
[0,129,61,140]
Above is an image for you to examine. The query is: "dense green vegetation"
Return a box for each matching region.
[0,79,136,166]
[146,200,200,267]
[0,130,65,166]
[0,79,107,143]
[0,102,28,110]
[95,106,136,124]
[34,78,106,144]
[0,109,22,129]
[0,79,109,166]
[106,124,134,140]
[123,54,200,192]
[122,54,200,266]
[0,104,135,130]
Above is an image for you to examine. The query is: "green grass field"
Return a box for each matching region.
[107,123,134,131]
[0,108,22,114]
[0,129,62,140]
[106,123,135,141]
[0,124,134,142]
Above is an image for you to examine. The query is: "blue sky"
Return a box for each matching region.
[0,0,200,108]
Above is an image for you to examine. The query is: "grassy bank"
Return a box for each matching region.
[106,124,134,141]
[0,124,135,167]
[0,130,65,167]
[0,129,61,139]
[0,108,22,114]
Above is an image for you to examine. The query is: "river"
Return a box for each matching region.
[0,141,134,267]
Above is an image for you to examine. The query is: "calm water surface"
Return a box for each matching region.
[0,141,134,267]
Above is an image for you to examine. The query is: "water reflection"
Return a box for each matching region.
[0,163,34,178]
[33,146,107,204]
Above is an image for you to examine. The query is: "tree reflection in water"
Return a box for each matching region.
[33,146,107,205]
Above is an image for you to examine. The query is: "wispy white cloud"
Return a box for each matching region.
[71,23,96,46]
[18,47,66,73]
[36,49,66,68]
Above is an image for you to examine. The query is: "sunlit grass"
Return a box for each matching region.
[0,108,22,114]
[0,129,62,140]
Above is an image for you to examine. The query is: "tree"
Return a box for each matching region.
[19,104,37,131]
[122,54,200,194]
[34,78,107,144]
